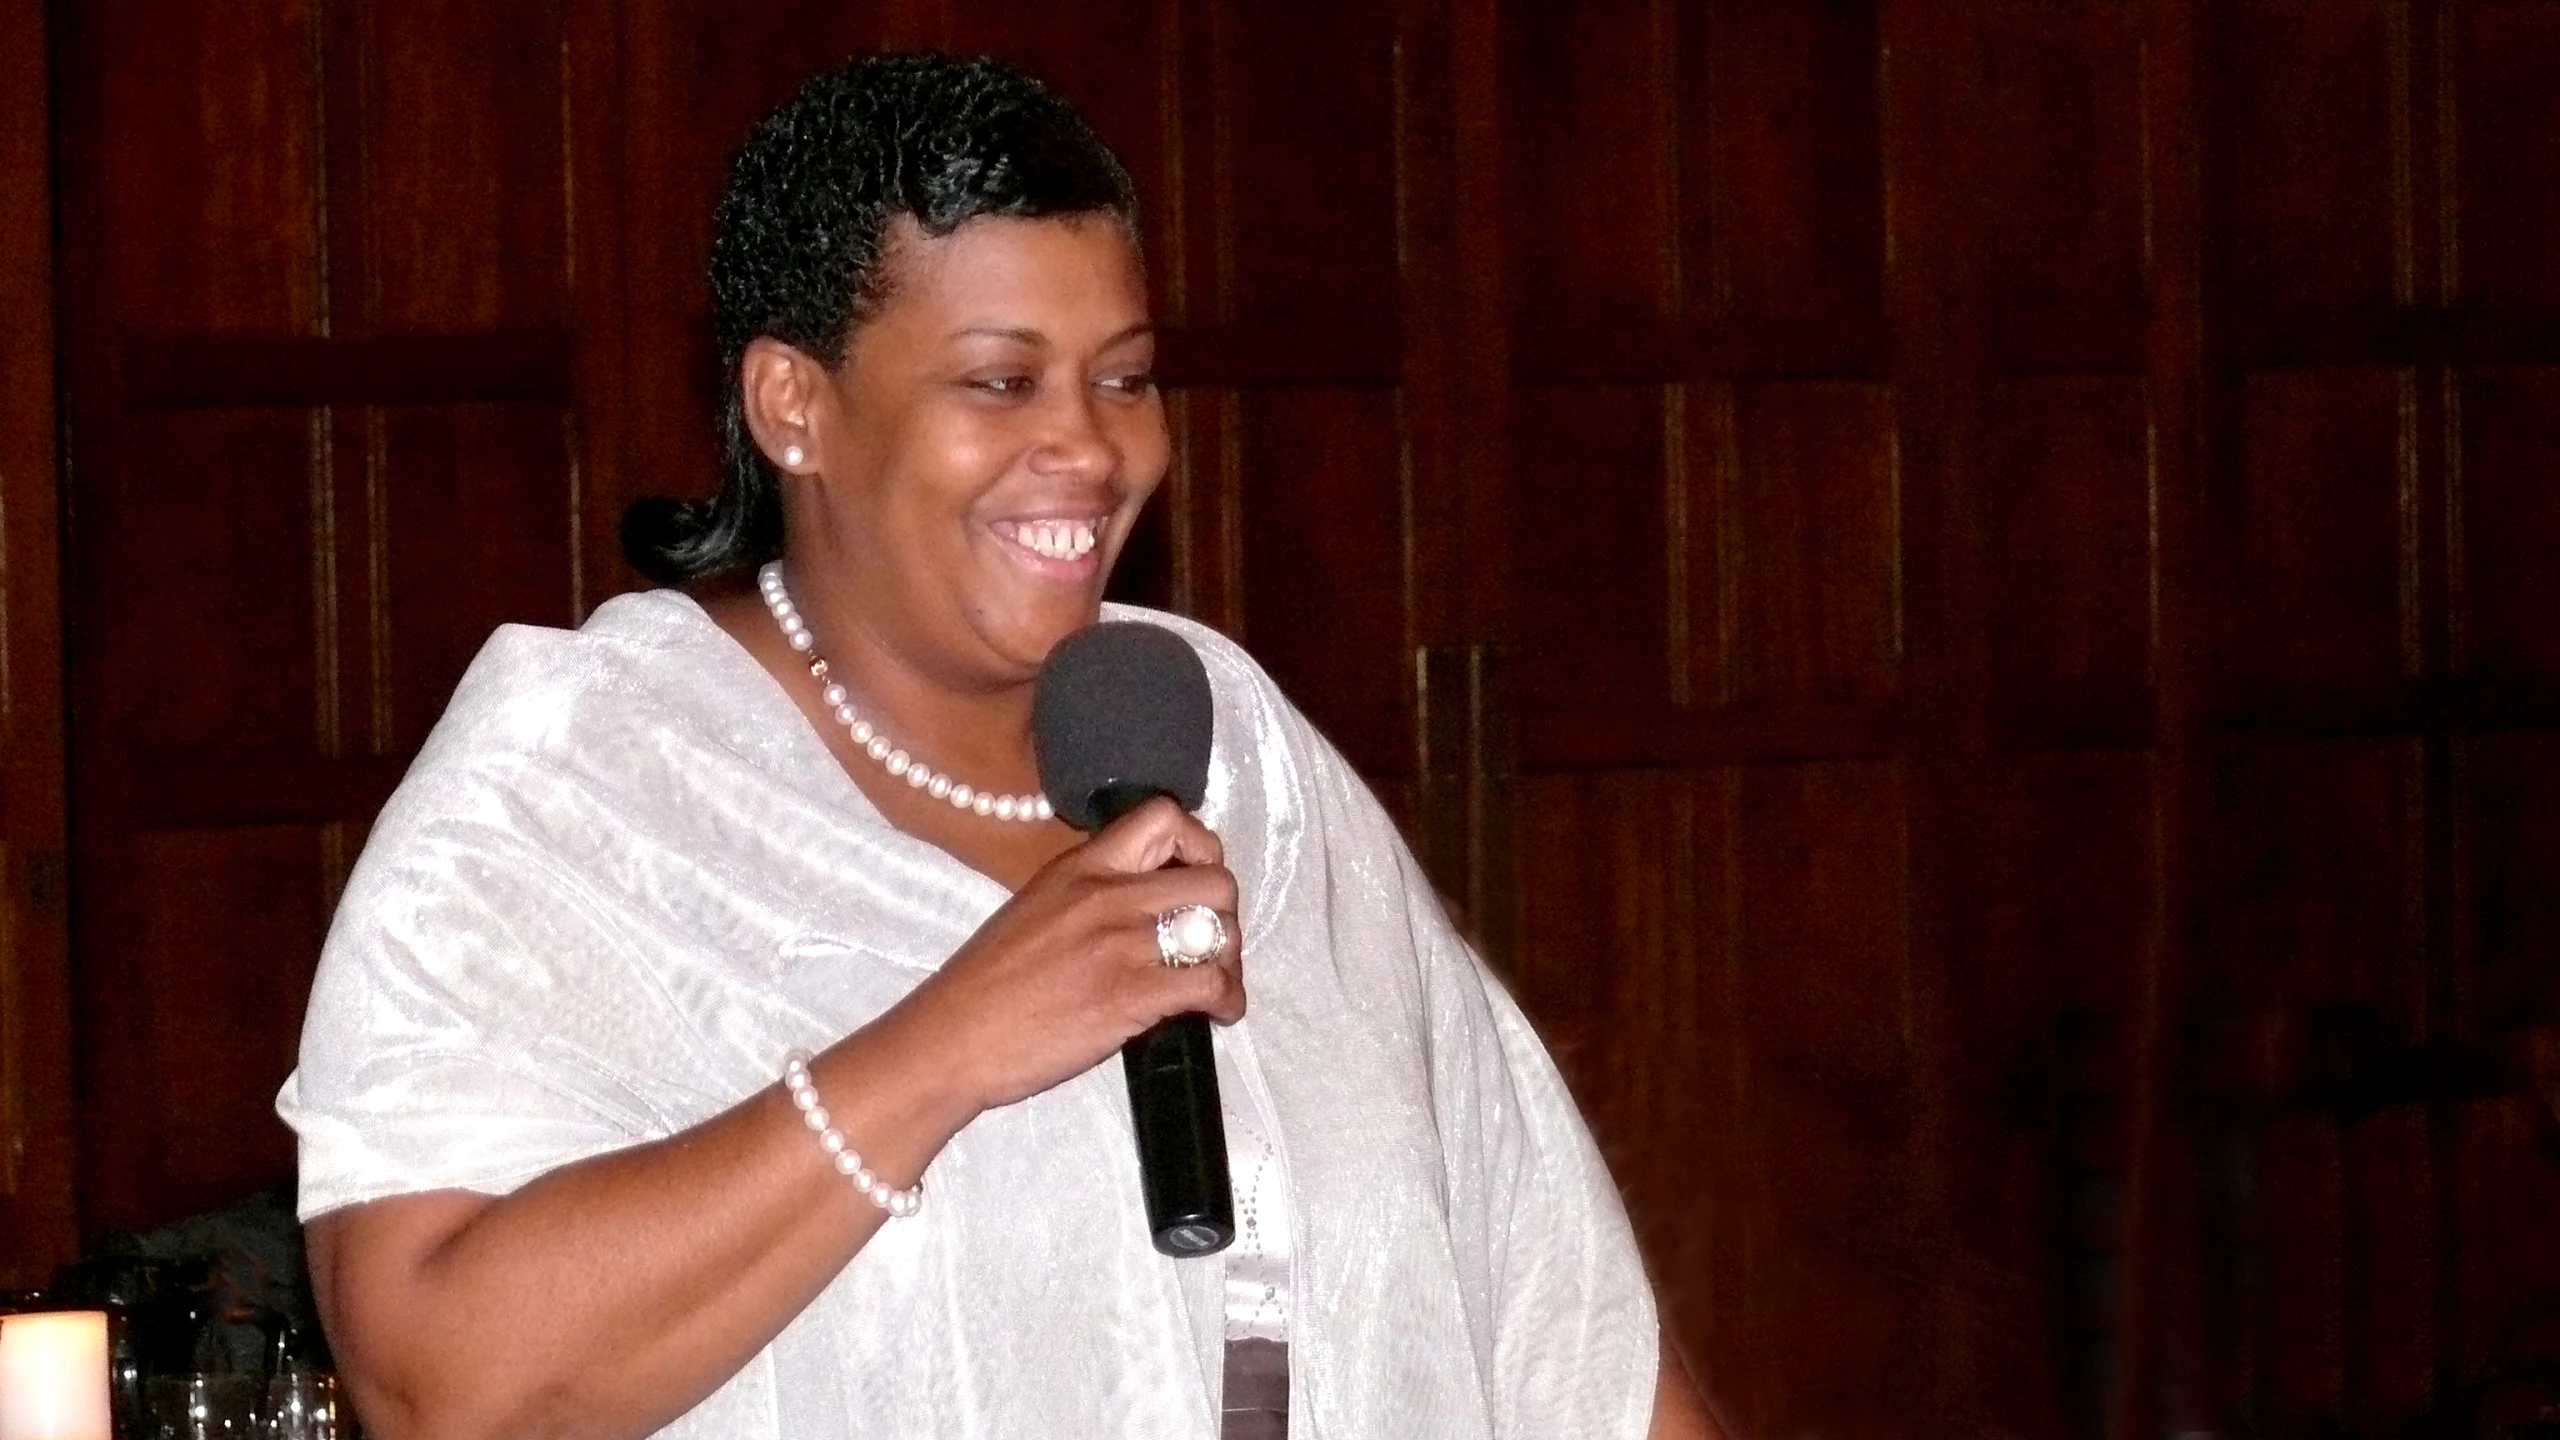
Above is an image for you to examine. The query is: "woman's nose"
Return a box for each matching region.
[1030,387,1119,476]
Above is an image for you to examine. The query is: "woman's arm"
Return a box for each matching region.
[310,999,961,1440]
[1648,1340,1733,1440]
[309,800,1241,1440]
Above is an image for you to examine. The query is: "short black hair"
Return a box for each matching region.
[621,51,1140,585]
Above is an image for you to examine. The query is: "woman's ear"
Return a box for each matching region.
[740,337,825,473]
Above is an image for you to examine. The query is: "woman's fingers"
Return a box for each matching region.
[1109,863,1242,925]
[1079,796,1223,874]
[1050,804,1243,973]
[1135,939,1247,1025]
[1193,950,1247,1023]
[928,802,1247,1111]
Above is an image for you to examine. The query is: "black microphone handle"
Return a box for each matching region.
[1088,781,1234,1259]
[1123,1012,1234,1257]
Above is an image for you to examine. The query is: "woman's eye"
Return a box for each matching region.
[970,374,1035,398]
[1102,371,1159,397]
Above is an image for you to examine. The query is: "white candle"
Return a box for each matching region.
[0,1310,112,1440]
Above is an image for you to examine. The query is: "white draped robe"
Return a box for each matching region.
[278,590,1657,1439]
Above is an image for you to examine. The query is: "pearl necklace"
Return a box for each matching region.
[757,563,1054,823]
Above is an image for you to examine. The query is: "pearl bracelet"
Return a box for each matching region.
[782,1049,923,1218]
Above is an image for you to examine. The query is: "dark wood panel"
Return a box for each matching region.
[2230,368,2411,695]
[2456,366,2560,682]
[1734,759,1927,1438]
[357,0,570,329]
[1509,771,1688,1164]
[2220,302,2560,370]
[1507,382,1671,713]
[2134,12,2212,1418]
[2221,0,2402,315]
[122,333,575,409]
[2205,674,2560,741]
[1515,759,1940,1440]
[90,829,328,1230]
[564,0,638,618]
[382,405,581,750]
[2202,738,2421,1046]
[78,0,323,332]
[0,0,73,1290]
[1738,759,1913,1104]
[1154,323,1400,389]
[1723,381,1902,704]
[2257,1113,2348,1428]
[1993,312,2150,377]
[1232,388,1408,774]
[1977,0,2146,370]
[1158,389,1239,630]
[1517,695,1906,773]
[1678,0,1883,324]
[2454,1,2560,309]
[2454,734,2560,1039]
[1960,753,2156,1436]
[109,410,320,755]
[57,0,604,1249]
[1983,377,2154,746]
[2346,1103,2434,1428]
[1970,752,2154,1122]
[1504,0,1670,327]
[128,755,408,830]
[1212,0,1398,331]
[1510,314,1884,385]
[2454,1096,2560,1382]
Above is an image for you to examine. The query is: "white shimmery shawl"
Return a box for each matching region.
[277,590,1656,1439]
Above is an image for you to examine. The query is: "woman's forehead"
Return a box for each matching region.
[872,213,1148,339]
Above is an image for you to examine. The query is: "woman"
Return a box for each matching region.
[279,52,1722,1440]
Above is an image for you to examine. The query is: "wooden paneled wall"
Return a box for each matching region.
[2187,3,2560,1431]
[0,0,75,1289]
[1491,2,2560,1436]
[12,2,2560,1437]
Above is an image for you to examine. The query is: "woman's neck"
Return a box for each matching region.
[697,567,1081,891]
[783,564,1044,787]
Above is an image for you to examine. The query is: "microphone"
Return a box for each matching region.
[1033,622,1234,1258]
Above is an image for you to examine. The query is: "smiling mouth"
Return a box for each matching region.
[991,517,1101,564]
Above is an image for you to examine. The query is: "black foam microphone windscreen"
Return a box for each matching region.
[1032,622,1233,1258]
[1032,622,1214,829]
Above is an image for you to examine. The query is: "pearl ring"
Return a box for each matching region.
[1155,905,1229,968]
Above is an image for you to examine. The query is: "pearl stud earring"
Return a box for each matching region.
[781,445,806,468]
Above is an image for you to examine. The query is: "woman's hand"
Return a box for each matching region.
[901,796,1245,1113]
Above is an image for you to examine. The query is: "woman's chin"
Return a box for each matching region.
[968,601,1108,681]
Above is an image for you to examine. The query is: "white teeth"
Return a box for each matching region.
[1008,519,1100,561]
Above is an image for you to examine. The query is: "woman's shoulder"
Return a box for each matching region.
[420,589,745,763]
[364,588,800,861]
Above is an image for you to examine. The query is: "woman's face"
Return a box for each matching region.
[791,213,1166,690]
